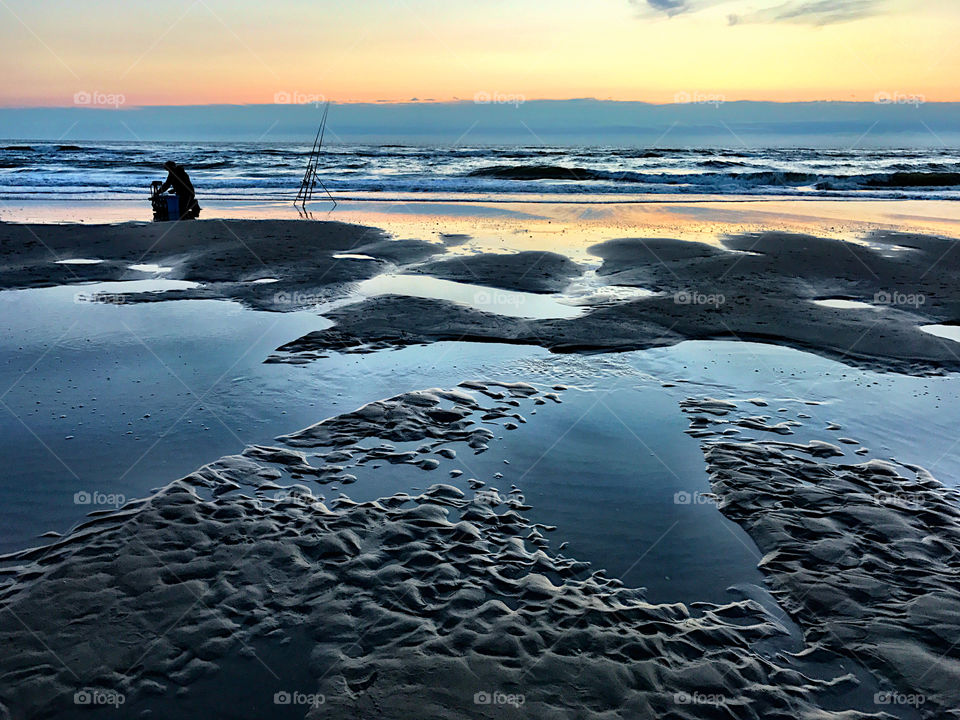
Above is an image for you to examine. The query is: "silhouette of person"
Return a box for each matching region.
[159,161,200,219]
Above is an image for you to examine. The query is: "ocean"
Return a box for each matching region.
[2,141,960,203]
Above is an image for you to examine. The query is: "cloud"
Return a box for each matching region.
[728,0,886,25]
[635,0,887,24]
[629,0,698,17]
[643,0,692,15]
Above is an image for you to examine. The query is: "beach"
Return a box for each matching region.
[1,198,959,719]
[4,0,960,712]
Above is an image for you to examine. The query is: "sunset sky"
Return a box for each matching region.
[0,0,957,107]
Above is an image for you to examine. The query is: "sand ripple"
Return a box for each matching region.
[0,385,894,719]
[684,396,960,716]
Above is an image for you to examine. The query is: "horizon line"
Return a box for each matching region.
[4,98,960,111]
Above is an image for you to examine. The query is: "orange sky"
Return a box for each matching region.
[1,0,957,107]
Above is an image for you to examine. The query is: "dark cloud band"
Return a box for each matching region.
[638,0,885,25]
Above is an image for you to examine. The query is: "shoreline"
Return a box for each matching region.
[2,195,960,233]
[7,193,960,204]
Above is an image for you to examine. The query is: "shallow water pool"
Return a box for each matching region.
[2,284,959,619]
[355,273,583,319]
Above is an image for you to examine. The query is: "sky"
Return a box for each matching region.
[0,0,958,107]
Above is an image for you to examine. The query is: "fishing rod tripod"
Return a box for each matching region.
[295,102,337,210]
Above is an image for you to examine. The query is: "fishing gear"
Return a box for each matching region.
[295,102,337,209]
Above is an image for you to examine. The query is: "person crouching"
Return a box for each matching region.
[159,160,201,220]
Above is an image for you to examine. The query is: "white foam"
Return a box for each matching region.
[129,263,172,273]
[920,324,960,342]
[813,298,876,310]
[563,285,657,306]
[55,258,103,265]
[561,270,657,307]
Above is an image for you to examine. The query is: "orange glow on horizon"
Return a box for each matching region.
[0,0,957,108]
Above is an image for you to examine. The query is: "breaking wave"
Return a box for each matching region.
[2,143,960,200]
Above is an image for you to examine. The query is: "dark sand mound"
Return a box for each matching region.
[0,220,441,311]
[272,231,960,374]
[0,384,891,720]
[269,290,957,374]
[268,295,543,361]
[592,231,958,311]
[6,221,960,371]
[413,250,585,293]
[682,397,960,717]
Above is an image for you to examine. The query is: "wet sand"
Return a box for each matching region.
[4,214,960,373]
[682,395,960,713]
[1,208,959,718]
[272,229,960,375]
[0,219,432,311]
[0,382,913,719]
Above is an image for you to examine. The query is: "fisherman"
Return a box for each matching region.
[158,160,201,219]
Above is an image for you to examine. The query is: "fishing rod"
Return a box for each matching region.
[295,101,336,209]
